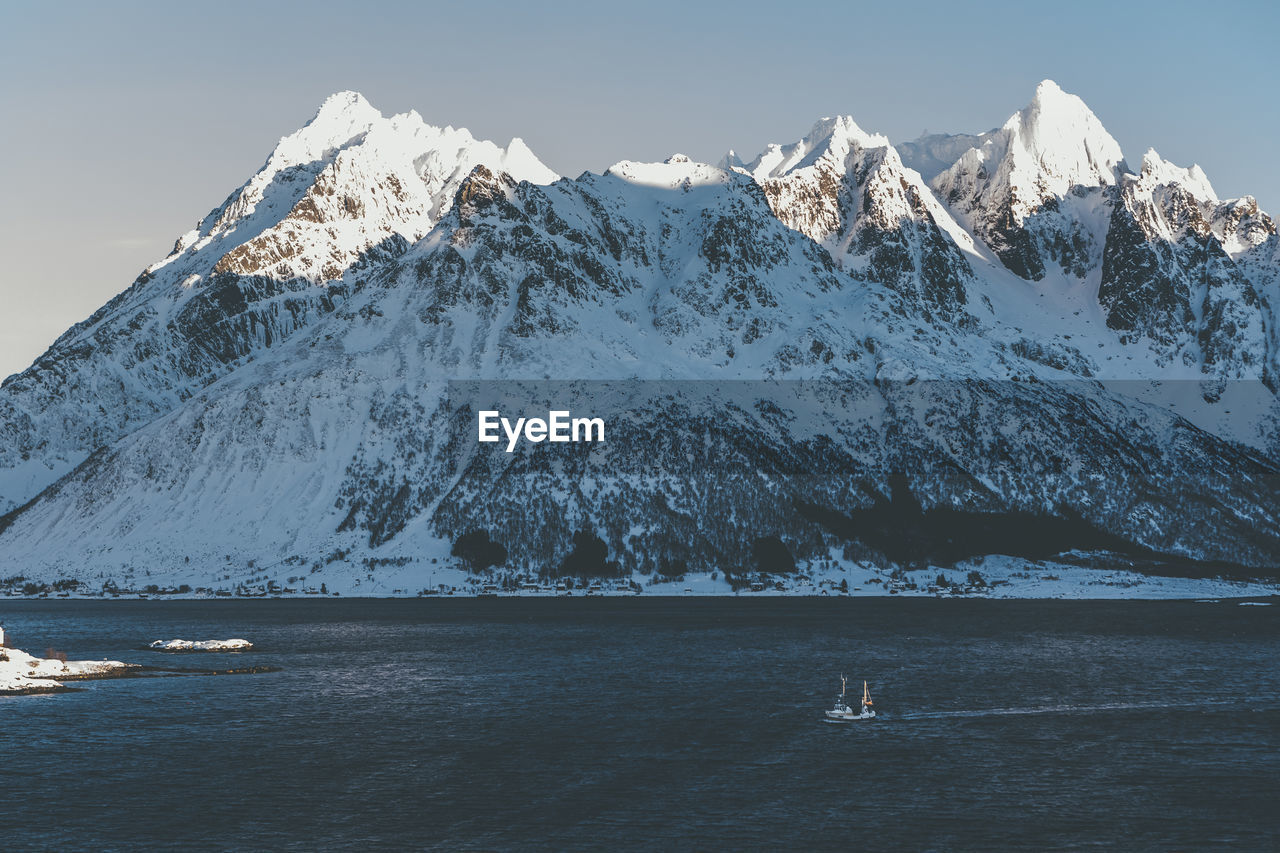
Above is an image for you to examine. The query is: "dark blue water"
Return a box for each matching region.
[2,599,1277,851]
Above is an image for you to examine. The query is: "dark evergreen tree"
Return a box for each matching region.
[452,530,508,571]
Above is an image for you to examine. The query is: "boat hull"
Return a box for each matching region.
[824,710,876,722]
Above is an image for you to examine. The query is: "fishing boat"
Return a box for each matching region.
[824,675,876,722]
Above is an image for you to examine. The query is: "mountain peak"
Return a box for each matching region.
[313,90,377,120]
[807,114,877,144]
[719,149,746,171]
[1003,80,1124,186]
[740,114,887,182]
[1023,79,1082,121]
[929,81,1125,280]
[501,137,558,185]
[1139,148,1217,201]
[1030,78,1066,103]
[604,156,728,189]
[269,91,383,169]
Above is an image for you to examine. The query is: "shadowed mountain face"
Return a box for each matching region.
[726,117,975,322]
[1,84,1279,588]
[1098,152,1276,386]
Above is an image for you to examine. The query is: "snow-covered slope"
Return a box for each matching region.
[1,85,1278,595]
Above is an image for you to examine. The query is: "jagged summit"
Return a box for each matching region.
[899,80,1124,198]
[1003,79,1126,188]
[936,79,1125,212]
[503,137,555,181]
[164,93,559,271]
[275,90,383,167]
[1138,148,1217,201]
[930,80,1126,280]
[731,114,978,319]
[740,115,888,181]
[310,90,380,124]
[269,90,559,191]
[718,149,745,171]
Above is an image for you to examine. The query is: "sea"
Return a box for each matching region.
[2,598,1277,851]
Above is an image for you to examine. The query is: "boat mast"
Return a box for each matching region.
[863,680,872,707]
[840,674,847,698]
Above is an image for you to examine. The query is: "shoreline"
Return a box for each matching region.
[2,591,1276,602]
[0,646,142,695]
[0,683,83,696]
[7,553,1278,602]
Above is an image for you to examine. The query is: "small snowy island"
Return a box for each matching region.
[149,638,254,652]
[0,644,140,695]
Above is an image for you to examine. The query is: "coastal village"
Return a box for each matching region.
[2,557,1273,600]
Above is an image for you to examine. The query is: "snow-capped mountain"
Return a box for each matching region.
[0,92,557,515]
[931,79,1125,281]
[726,116,977,321]
[1,82,1278,593]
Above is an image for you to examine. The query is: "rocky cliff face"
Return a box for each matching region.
[1,83,1278,589]
[1099,151,1276,382]
[728,117,977,322]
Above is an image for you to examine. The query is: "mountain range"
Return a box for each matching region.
[2,81,1277,593]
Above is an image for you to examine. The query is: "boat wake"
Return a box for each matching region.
[894,698,1242,720]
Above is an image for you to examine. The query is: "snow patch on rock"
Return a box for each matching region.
[149,638,254,651]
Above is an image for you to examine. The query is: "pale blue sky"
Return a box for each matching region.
[2,0,1277,379]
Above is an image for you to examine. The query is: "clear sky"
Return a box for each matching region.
[2,0,1277,380]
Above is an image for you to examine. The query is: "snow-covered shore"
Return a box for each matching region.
[3,552,1278,602]
[0,646,139,694]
